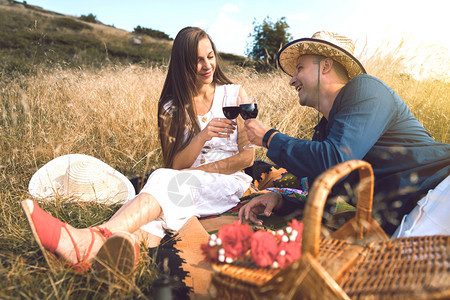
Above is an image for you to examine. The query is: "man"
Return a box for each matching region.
[239,31,450,236]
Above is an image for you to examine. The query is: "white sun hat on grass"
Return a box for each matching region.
[28,154,136,204]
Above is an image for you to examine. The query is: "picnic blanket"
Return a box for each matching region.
[199,161,356,234]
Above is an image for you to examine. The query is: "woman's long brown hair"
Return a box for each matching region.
[158,27,232,168]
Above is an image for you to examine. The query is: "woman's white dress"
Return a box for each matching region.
[138,84,252,238]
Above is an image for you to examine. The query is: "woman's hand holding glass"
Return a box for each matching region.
[199,118,236,142]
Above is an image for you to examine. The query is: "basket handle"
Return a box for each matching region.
[302,160,374,257]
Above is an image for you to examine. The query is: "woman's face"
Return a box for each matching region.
[196,37,216,86]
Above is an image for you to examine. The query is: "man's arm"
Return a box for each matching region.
[267,76,397,179]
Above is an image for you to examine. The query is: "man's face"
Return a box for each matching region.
[289,55,320,109]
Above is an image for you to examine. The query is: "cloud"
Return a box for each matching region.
[193,19,207,29]
[207,3,250,55]
[287,13,309,22]
[221,3,240,13]
[285,12,313,39]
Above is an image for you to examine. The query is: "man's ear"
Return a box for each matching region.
[322,58,334,74]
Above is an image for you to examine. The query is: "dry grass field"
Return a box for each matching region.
[0,46,449,298]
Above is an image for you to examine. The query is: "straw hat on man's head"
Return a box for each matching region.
[28,154,136,204]
[277,31,366,79]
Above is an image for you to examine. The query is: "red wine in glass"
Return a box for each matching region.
[239,103,258,120]
[222,106,240,119]
[222,95,239,147]
[239,96,259,149]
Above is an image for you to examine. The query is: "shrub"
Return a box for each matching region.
[79,13,97,24]
[133,26,173,41]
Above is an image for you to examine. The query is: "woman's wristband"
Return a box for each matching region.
[262,128,279,148]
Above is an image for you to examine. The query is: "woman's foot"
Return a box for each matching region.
[57,225,112,273]
[94,231,139,280]
[21,199,111,273]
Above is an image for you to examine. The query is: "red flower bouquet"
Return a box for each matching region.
[250,230,278,267]
[218,221,254,260]
[202,219,304,268]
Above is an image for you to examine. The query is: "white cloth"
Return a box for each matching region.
[137,84,252,238]
[392,175,450,238]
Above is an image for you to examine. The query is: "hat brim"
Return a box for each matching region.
[28,154,136,204]
[277,38,366,79]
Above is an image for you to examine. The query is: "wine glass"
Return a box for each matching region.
[239,95,259,149]
[222,95,240,147]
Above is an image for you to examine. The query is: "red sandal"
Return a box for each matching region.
[21,199,112,274]
[94,231,140,280]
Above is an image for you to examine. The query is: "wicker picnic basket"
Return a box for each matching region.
[209,160,450,299]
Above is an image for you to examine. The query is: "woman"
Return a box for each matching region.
[22,27,254,277]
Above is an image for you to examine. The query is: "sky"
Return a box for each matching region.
[24,0,449,78]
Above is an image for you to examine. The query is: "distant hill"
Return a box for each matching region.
[0,0,247,75]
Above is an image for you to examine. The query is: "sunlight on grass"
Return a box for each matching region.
[0,43,448,298]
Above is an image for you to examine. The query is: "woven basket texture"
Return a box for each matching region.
[339,235,449,299]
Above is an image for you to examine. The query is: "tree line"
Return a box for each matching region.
[83,13,292,68]
[133,16,292,68]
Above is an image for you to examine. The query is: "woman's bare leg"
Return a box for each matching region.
[102,192,162,233]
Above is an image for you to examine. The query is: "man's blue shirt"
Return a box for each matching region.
[267,74,450,234]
